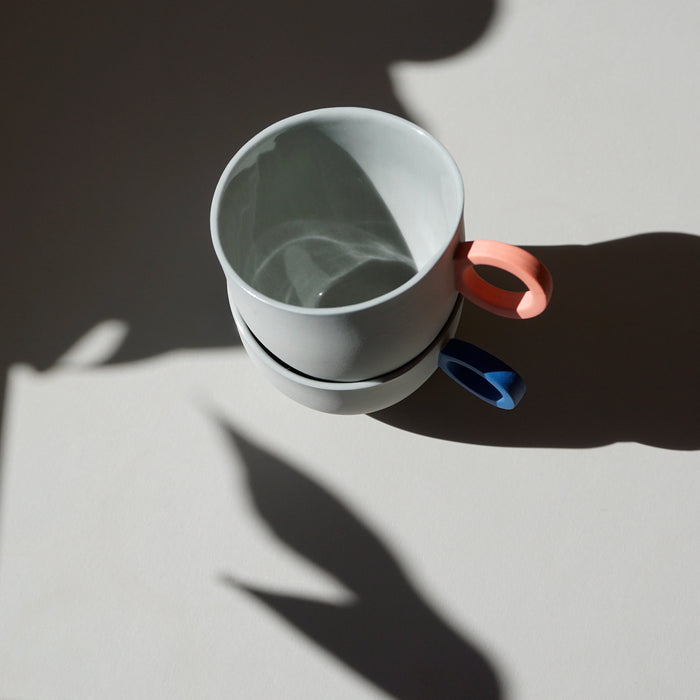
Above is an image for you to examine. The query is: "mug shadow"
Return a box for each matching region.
[373,232,700,450]
[219,420,503,699]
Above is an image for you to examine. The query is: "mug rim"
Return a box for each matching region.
[210,106,465,316]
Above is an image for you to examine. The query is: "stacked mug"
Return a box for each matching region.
[211,108,552,414]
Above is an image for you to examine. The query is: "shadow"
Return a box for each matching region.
[219,422,502,699]
[374,232,700,450]
[1,0,495,367]
[0,1,496,547]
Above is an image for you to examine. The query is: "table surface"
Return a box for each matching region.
[1,2,699,698]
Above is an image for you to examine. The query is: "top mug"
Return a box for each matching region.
[211,107,552,382]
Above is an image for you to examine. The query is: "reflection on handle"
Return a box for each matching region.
[454,240,553,319]
[438,339,526,410]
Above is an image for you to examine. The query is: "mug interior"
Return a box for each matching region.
[213,108,463,310]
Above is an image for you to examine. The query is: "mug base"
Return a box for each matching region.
[230,297,463,414]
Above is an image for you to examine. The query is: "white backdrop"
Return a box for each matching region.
[1,2,698,698]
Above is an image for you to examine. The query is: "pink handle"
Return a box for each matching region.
[454,240,553,319]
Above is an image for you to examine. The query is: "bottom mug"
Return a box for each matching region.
[229,291,526,415]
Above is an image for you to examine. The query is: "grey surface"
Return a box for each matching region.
[1,2,698,698]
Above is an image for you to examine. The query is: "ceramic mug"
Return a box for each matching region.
[211,107,552,401]
[229,293,527,413]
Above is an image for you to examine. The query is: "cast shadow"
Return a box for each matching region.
[373,232,700,450]
[1,0,495,370]
[219,422,502,699]
[0,0,496,532]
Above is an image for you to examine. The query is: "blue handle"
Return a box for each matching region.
[438,339,526,410]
